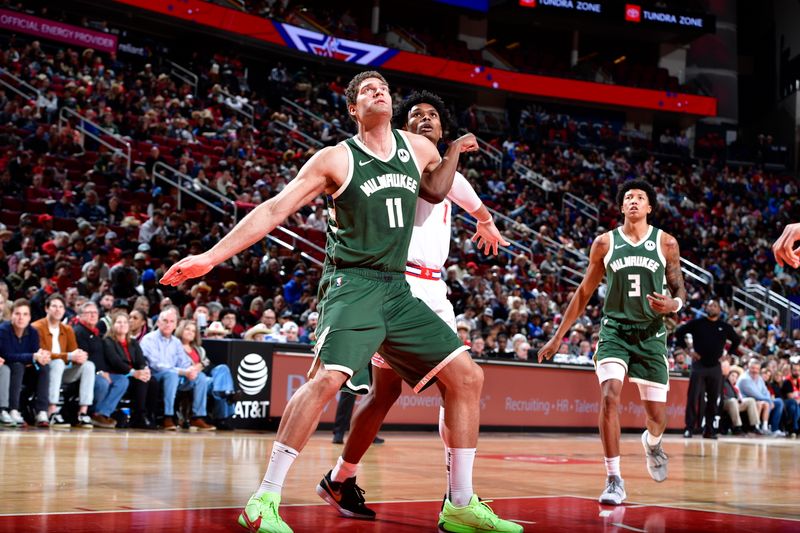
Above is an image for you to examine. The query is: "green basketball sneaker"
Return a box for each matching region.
[237,492,293,533]
[438,494,523,533]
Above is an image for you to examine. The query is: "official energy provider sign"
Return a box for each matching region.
[0,9,117,53]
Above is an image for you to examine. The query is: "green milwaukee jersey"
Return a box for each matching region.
[325,129,421,272]
[602,225,668,325]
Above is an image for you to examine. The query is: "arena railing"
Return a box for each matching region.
[280,97,351,138]
[58,107,132,177]
[738,283,800,331]
[475,137,502,175]
[0,67,40,102]
[167,60,198,96]
[271,225,326,260]
[220,88,254,121]
[272,120,324,149]
[680,258,713,286]
[265,233,324,267]
[455,211,583,287]
[152,161,238,220]
[562,192,599,224]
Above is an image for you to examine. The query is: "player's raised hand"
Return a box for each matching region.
[646,292,678,314]
[772,222,800,268]
[160,253,215,286]
[537,336,560,363]
[453,133,478,153]
[471,218,510,256]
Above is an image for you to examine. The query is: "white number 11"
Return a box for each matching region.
[385,198,404,228]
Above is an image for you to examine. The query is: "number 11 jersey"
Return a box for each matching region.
[326,129,421,273]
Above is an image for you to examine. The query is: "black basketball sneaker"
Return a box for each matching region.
[316,470,376,520]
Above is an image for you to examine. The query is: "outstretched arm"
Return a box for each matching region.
[538,233,609,362]
[448,172,509,255]
[160,147,338,286]
[647,232,687,314]
[410,132,479,203]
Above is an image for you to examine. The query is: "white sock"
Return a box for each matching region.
[604,456,621,477]
[256,442,299,496]
[762,421,770,431]
[646,430,662,447]
[331,456,358,482]
[448,448,475,507]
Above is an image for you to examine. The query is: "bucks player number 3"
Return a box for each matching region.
[627,274,641,297]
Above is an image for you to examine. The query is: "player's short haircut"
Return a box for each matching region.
[616,179,657,208]
[393,90,451,132]
[345,71,389,108]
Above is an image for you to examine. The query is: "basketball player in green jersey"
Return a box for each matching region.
[161,71,521,533]
[538,179,687,506]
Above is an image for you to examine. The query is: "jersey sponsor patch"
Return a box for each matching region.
[397,148,410,162]
[645,240,656,251]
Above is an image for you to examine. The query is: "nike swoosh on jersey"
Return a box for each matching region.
[655,331,666,338]
[358,159,374,167]
[615,244,626,249]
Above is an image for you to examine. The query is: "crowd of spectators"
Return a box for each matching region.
[0,10,798,434]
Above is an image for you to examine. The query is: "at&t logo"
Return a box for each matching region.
[237,353,269,395]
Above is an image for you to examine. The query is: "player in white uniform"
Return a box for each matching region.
[316,91,509,526]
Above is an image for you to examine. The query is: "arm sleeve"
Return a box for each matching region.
[446,172,482,214]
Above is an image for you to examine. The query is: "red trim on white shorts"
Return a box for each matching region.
[405,263,442,280]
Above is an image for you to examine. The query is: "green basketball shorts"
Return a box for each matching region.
[312,267,468,394]
[594,317,670,390]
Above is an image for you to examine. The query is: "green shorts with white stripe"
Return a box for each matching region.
[312,267,467,395]
[593,317,669,388]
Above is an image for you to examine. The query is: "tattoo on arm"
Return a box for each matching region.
[665,237,688,304]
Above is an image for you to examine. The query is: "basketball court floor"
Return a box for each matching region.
[0,429,797,532]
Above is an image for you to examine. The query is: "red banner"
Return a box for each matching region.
[0,9,117,53]
[270,353,689,429]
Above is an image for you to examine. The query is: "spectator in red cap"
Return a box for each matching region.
[54,190,79,219]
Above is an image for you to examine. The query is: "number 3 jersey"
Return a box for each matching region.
[602,225,668,325]
[325,129,421,273]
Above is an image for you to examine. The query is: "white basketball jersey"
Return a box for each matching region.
[406,197,452,271]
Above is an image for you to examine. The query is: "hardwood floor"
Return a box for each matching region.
[0,428,797,528]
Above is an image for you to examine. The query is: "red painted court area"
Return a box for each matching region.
[1,496,796,533]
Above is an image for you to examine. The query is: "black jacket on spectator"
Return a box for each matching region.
[74,321,107,372]
[674,318,741,368]
[102,337,147,375]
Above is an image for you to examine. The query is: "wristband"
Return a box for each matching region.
[673,297,683,312]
